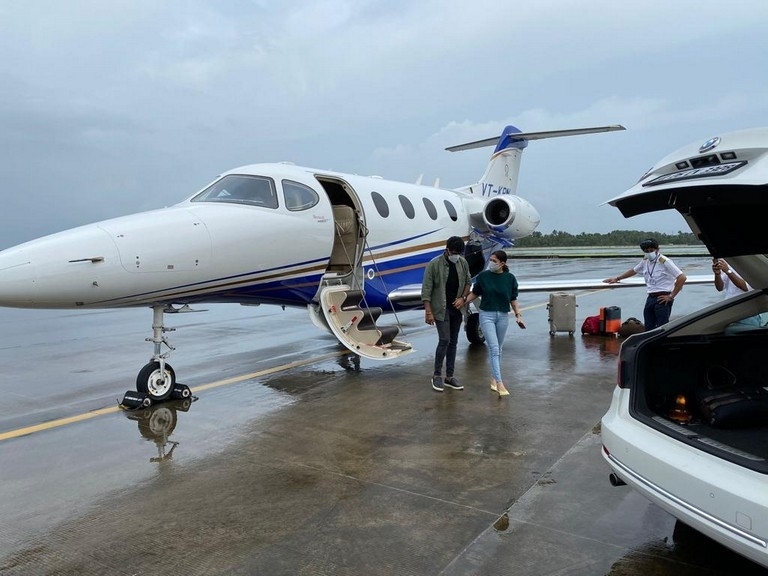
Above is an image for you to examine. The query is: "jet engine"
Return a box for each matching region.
[480,195,541,241]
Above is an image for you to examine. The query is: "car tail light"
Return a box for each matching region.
[617,359,629,389]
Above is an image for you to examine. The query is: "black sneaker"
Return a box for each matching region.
[444,377,464,390]
[432,376,444,392]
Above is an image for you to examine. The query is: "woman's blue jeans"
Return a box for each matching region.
[479,310,509,382]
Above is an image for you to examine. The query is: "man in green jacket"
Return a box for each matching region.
[421,236,472,392]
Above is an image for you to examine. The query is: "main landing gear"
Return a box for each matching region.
[465,310,485,345]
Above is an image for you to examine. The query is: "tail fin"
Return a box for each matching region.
[447,124,625,197]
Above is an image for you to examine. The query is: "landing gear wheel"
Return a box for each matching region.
[466,312,485,345]
[136,361,176,402]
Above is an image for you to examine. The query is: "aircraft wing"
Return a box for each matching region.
[387,274,713,307]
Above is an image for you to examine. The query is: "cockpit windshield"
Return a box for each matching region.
[191,174,278,208]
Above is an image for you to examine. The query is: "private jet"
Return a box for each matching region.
[0,124,625,401]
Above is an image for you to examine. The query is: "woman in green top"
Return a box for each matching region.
[465,250,525,397]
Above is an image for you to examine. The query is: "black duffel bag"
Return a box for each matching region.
[697,387,768,428]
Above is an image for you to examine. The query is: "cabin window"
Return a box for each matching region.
[443,200,458,222]
[191,174,278,208]
[422,198,438,220]
[371,191,389,217]
[398,195,415,219]
[282,180,319,211]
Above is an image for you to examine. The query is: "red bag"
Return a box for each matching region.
[581,315,601,335]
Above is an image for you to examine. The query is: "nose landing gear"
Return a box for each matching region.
[135,305,178,401]
[122,304,198,409]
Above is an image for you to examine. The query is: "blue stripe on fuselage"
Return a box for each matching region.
[86,231,450,309]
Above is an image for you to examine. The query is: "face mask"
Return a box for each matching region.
[488,261,501,272]
[645,251,658,262]
[447,254,460,264]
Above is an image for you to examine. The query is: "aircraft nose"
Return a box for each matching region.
[0,225,119,308]
[0,246,37,307]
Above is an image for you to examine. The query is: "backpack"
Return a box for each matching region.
[581,315,601,335]
[618,317,645,337]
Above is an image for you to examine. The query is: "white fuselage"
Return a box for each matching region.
[0,163,500,310]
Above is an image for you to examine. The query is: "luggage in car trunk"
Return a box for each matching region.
[696,387,768,428]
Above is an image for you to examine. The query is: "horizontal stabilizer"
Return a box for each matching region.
[446,125,626,152]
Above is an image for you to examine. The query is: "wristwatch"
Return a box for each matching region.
[725,269,732,274]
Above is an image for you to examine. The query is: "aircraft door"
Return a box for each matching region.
[315,177,367,291]
[328,205,360,274]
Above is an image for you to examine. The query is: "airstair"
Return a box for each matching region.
[317,285,412,360]
[309,201,412,360]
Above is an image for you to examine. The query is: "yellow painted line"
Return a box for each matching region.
[0,291,609,443]
[0,350,346,443]
[192,351,344,393]
[0,406,122,442]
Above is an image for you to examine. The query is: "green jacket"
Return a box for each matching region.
[421,254,472,321]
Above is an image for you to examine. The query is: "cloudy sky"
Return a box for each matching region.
[2,0,767,248]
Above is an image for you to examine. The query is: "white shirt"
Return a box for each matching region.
[720,270,751,299]
[633,254,683,293]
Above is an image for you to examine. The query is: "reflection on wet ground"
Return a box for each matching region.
[337,351,362,372]
[607,521,768,575]
[123,398,196,463]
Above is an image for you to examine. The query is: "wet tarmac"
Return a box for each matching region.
[1,258,766,575]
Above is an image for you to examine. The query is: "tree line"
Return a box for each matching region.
[514,230,701,247]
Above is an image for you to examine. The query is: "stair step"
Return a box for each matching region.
[375,325,400,346]
[340,290,364,310]
[356,308,383,330]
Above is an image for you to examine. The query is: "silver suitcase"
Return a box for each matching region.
[547,292,577,336]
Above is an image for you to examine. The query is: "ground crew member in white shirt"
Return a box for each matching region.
[603,238,687,330]
[713,258,761,327]
[713,258,751,298]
